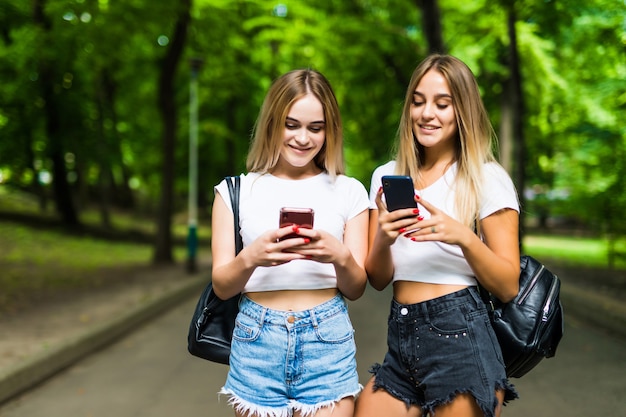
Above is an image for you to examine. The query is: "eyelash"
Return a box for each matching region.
[286,123,323,133]
[412,101,449,110]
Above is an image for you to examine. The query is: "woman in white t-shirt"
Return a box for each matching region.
[211,69,369,417]
[354,55,520,417]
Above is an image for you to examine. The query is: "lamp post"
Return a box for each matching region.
[186,57,203,273]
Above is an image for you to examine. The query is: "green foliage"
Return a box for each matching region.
[0,219,149,311]
[523,0,625,229]
[524,234,626,270]
[1,221,151,268]
[0,0,624,251]
[0,185,207,312]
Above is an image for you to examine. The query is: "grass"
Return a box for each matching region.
[0,221,143,311]
[0,184,211,241]
[524,234,626,270]
[1,185,624,313]
[0,220,203,312]
[1,222,152,268]
[0,185,210,313]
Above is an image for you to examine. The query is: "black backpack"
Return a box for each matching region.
[479,255,564,378]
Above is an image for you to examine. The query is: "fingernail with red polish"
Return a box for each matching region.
[417,216,424,221]
[303,238,310,244]
[413,209,419,214]
[399,228,406,233]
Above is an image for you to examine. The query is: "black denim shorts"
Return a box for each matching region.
[370,286,518,417]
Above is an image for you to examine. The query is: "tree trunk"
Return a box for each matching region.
[498,94,513,173]
[153,0,191,263]
[22,111,49,211]
[415,0,446,54]
[505,5,526,243]
[101,70,135,209]
[34,0,79,227]
[95,70,114,229]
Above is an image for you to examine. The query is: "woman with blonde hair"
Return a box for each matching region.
[211,69,369,417]
[355,54,520,417]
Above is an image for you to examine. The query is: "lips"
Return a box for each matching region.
[289,144,312,153]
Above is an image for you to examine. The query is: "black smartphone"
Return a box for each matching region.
[382,175,417,212]
[279,207,314,240]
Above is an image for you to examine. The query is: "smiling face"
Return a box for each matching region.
[410,69,458,152]
[274,93,326,177]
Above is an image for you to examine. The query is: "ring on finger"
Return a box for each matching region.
[431,226,436,233]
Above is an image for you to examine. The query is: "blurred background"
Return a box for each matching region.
[0,0,625,314]
[0,2,625,414]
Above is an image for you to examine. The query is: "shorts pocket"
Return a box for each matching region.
[233,312,262,342]
[314,311,354,344]
[427,306,470,337]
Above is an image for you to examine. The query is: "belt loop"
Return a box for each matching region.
[468,286,484,307]
[421,303,431,323]
[238,294,247,310]
[309,308,319,328]
[391,299,398,318]
[258,306,267,326]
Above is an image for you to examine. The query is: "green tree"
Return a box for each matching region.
[0,0,624,266]
[154,0,192,263]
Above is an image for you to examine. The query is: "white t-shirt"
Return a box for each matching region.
[369,161,519,286]
[215,172,369,293]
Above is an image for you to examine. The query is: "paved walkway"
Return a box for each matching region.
[0,260,625,416]
[0,263,207,405]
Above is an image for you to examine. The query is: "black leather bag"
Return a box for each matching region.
[187,176,242,364]
[480,255,564,378]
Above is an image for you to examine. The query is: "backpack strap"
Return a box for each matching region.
[225,176,243,255]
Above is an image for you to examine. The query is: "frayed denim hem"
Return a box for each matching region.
[293,386,361,417]
[423,381,518,417]
[498,378,519,404]
[421,388,491,417]
[369,364,519,417]
[369,363,417,410]
[219,386,361,417]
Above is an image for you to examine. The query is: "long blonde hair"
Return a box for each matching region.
[395,54,498,227]
[246,69,344,177]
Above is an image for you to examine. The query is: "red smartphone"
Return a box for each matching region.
[279,207,314,240]
[382,175,417,212]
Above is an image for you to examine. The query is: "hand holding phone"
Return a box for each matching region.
[279,207,314,240]
[382,175,417,212]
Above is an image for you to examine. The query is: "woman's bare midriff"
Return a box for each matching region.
[246,288,339,311]
[393,281,469,304]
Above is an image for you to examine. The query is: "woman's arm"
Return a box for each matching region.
[464,209,520,302]
[364,187,420,291]
[364,209,395,291]
[211,192,309,299]
[210,193,255,299]
[408,197,520,302]
[333,209,369,300]
[292,209,369,300]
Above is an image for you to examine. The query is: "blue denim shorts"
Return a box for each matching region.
[370,287,517,417]
[220,293,361,417]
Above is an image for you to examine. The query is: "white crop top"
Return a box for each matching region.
[369,161,519,286]
[215,172,369,293]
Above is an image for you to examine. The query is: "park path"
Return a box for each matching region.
[0,284,624,417]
